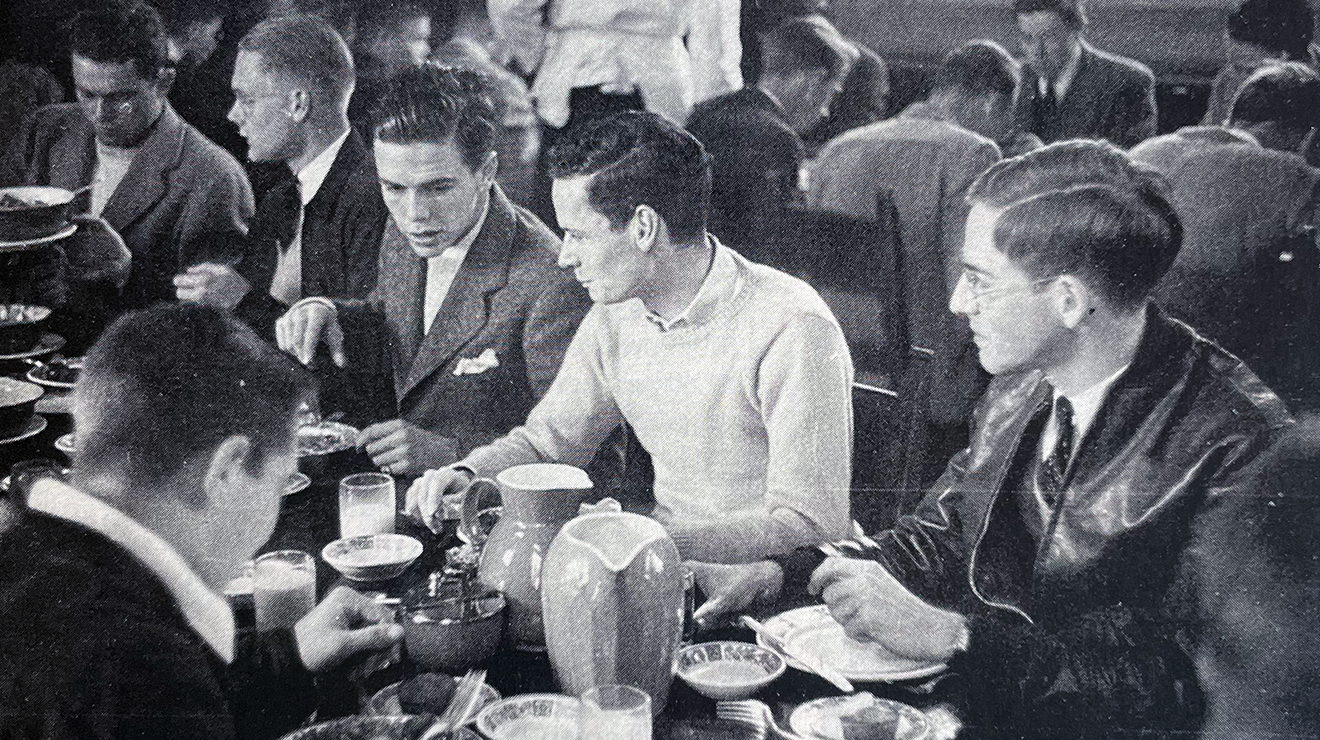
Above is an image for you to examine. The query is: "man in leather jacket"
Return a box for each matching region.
[690,141,1293,739]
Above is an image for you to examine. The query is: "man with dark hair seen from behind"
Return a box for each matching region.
[277,65,590,477]
[1132,61,1320,409]
[1014,0,1158,147]
[178,13,390,336]
[0,0,256,318]
[807,40,1017,480]
[407,111,853,564]
[686,16,852,251]
[0,304,403,740]
[695,141,1292,739]
[1202,0,1314,126]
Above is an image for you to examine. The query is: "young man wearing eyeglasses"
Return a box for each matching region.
[0,0,255,317]
[693,141,1293,740]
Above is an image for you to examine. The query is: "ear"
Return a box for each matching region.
[203,435,254,508]
[1052,275,1091,329]
[287,88,311,123]
[630,204,660,254]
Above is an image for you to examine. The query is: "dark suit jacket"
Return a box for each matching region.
[337,186,591,456]
[1016,42,1158,148]
[238,131,389,336]
[0,508,317,740]
[686,86,803,251]
[0,102,256,310]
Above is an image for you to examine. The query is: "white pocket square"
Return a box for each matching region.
[454,348,499,375]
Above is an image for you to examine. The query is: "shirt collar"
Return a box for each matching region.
[27,478,236,663]
[1041,41,1084,99]
[644,236,740,332]
[1050,360,1130,443]
[414,190,492,261]
[295,129,351,205]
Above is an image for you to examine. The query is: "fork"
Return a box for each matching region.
[419,668,488,739]
[716,699,808,740]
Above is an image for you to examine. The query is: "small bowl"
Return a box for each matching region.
[297,420,359,481]
[365,677,501,717]
[0,304,52,355]
[0,377,43,438]
[403,591,506,672]
[26,356,81,389]
[676,641,786,700]
[322,534,423,582]
[0,186,75,242]
[475,694,580,740]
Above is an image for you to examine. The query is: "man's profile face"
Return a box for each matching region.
[72,54,168,148]
[228,51,299,163]
[950,203,1066,376]
[1017,11,1079,82]
[553,175,652,305]
[374,138,492,255]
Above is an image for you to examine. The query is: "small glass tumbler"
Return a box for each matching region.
[339,472,396,538]
[579,684,651,740]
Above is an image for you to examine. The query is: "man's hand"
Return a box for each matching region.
[360,419,458,478]
[688,560,784,629]
[294,586,403,673]
[405,466,476,533]
[808,557,968,664]
[276,300,345,367]
[174,262,251,311]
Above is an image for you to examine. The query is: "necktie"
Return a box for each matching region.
[271,175,302,253]
[1038,81,1060,142]
[1036,396,1074,508]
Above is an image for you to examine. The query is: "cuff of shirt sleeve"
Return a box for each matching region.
[293,296,336,314]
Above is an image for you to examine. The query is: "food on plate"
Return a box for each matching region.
[841,703,902,740]
[397,673,458,716]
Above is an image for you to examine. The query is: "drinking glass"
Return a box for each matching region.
[339,472,396,538]
[579,684,651,740]
[253,551,316,632]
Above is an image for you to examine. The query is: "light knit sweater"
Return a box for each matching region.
[462,243,854,562]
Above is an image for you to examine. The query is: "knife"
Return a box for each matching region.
[741,615,855,693]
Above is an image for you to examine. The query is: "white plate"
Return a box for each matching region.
[0,414,47,445]
[0,333,65,361]
[790,694,931,740]
[0,223,77,252]
[54,433,76,454]
[759,605,946,683]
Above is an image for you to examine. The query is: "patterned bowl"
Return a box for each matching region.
[322,534,423,582]
[676,640,786,700]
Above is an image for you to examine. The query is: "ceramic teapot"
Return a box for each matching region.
[541,500,684,714]
[473,463,594,648]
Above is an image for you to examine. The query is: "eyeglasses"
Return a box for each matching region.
[959,269,1061,306]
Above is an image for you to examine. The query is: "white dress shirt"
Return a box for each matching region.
[27,477,236,663]
[1039,41,1084,101]
[91,140,138,216]
[421,197,490,334]
[269,130,351,305]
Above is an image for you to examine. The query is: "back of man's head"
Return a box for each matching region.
[1229,61,1320,133]
[1228,0,1314,60]
[933,40,1020,102]
[73,304,313,507]
[239,13,356,113]
[968,140,1181,310]
[371,63,498,171]
[759,16,852,81]
[1013,0,1087,27]
[547,111,712,242]
[67,0,171,80]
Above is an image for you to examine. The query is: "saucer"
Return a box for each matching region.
[0,223,77,253]
[0,333,66,361]
[0,414,48,445]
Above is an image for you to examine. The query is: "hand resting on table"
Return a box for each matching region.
[294,586,403,673]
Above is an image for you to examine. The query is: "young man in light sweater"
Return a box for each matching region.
[407,110,853,563]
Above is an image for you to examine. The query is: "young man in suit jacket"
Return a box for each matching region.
[278,65,590,477]
[0,1,255,316]
[1012,0,1158,148]
[177,14,390,334]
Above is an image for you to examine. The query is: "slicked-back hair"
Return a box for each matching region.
[238,13,356,110]
[1229,61,1320,131]
[371,63,499,172]
[74,304,314,505]
[760,16,851,80]
[547,111,712,242]
[935,40,1020,100]
[66,0,171,80]
[1013,0,1087,28]
[968,140,1181,309]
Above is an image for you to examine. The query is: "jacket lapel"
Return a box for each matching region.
[399,187,515,399]
[100,104,185,233]
[375,221,426,391]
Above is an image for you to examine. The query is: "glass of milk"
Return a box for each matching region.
[339,472,396,538]
[254,550,316,632]
[579,684,650,740]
